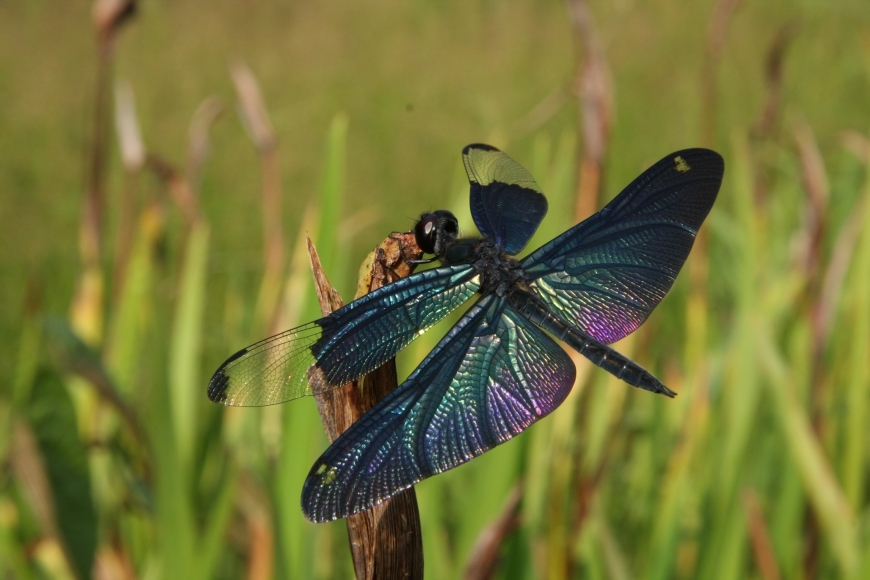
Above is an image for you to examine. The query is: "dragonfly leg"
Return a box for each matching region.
[390,230,435,265]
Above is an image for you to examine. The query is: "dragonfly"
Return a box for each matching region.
[208,144,724,523]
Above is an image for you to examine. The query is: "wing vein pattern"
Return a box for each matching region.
[463,144,548,255]
[521,149,723,344]
[207,265,479,406]
[301,295,576,522]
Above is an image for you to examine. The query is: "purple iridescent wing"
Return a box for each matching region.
[301,295,576,522]
[521,149,724,344]
[207,265,480,406]
[463,144,548,255]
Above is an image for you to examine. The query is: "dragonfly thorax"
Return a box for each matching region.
[440,237,525,297]
[416,206,526,297]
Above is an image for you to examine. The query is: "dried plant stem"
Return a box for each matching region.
[146,155,199,227]
[752,23,796,140]
[464,483,523,580]
[793,118,830,580]
[110,171,141,304]
[71,32,112,346]
[567,0,613,221]
[742,489,782,580]
[793,119,829,424]
[685,0,741,389]
[563,3,615,574]
[307,233,424,580]
[239,473,275,580]
[84,47,109,271]
[699,0,741,148]
[261,144,284,274]
[260,147,286,332]
[111,80,146,306]
[230,61,286,332]
[71,0,137,344]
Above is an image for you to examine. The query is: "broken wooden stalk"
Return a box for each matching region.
[307,232,425,580]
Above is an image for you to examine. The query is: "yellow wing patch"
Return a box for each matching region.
[462,145,544,193]
[315,463,338,485]
[674,156,691,173]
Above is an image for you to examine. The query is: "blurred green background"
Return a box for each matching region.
[2,0,870,578]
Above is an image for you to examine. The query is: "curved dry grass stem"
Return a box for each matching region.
[464,483,523,580]
[752,23,797,140]
[187,96,225,189]
[567,0,613,221]
[700,0,742,148]
[742,488,782,580]
[231,61,286,332]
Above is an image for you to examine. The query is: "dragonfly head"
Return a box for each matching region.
[415,210,458,257]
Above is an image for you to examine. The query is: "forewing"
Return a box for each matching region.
[522,149,723,344]
[207,265,480,406]
[463,144,548,255]
[301,295,575,522]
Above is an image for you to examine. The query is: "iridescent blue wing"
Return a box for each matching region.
[521,149,723,344]
[301,295,576,522]
[463,144,548,255]
[207,265,480,406]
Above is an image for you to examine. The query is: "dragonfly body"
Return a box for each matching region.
[438,234,525,294]
[208,144,724,522]
[507,287,674,396]
[415,213,674,397]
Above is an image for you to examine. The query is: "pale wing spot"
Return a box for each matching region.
[674,156,691,173]
[315,463,338,485]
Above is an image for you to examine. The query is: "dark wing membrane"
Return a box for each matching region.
[463,144,548,255]
[207,265,480,406]
[301,295,575,522]
[521,149,724,344]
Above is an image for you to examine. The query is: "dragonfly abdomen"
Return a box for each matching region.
[507,287,676,398]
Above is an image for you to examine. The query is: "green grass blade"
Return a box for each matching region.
[316,113,349,296]
[757,321,859,577]
[25,369,97,580]
[197,464,239,580]
[105,205,162,395]
[841,187,870,510]
[169,221,210,468]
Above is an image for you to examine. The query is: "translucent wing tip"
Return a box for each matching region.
[206,346,248,404]
[203,322,326,407]
[462,143,548,254]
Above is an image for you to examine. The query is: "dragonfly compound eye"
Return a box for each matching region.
[415,213,440,255]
